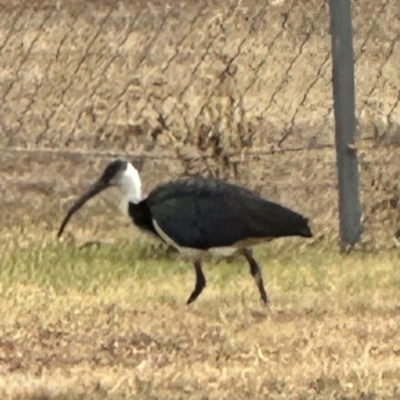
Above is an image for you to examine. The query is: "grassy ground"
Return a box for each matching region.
[0,0,398,397]
[0,238,398,399]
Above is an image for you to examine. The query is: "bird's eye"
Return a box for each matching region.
[100,159,127,183]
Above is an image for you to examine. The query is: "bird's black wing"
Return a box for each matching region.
[145,178,311,250]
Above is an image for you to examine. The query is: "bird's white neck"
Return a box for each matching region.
[119,162,142,204]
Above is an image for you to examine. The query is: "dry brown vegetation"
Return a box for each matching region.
[0,1,399,398]
[0,241,398,400]
[0,0,399,246]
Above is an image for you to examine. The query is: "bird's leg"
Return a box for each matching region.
[186,259,206,305]
[242,248,269,304]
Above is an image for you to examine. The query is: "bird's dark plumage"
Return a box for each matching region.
[129,177,311,250]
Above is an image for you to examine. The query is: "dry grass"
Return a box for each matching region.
[0,239,398,399]
[0,0,398,149]
[0,2,398,396]
[0,0,398,246]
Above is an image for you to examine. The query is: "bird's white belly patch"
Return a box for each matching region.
[152,218,239,260]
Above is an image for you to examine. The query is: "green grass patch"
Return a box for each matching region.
[1,240,398,296]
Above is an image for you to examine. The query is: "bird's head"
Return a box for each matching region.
[99,158,128,186]
[57,158,142,238]
[97,158,142,197]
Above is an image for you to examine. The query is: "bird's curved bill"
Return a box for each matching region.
[57,180,108,238]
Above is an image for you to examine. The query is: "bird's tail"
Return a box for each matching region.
[300,226,313,238]
[299,219,313,238]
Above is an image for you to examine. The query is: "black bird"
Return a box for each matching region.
[58,158,312,305]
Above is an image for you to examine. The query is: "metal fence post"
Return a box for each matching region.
[328,0,362,249]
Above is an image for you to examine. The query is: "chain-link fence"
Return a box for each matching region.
[0,0,399,248]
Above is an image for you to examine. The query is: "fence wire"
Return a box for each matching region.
[0,0,399,247]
